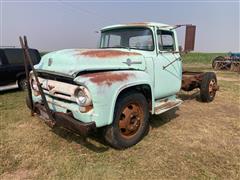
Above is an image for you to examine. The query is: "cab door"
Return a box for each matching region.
[154,29,182,99]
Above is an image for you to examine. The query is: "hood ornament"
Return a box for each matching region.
[123,58,142,66]
[48,58,53,66]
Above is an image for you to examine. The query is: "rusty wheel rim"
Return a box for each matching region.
[118,103,144,138]
[209,79,217,97]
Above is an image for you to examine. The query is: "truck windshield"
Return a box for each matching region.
[100,27,154,51]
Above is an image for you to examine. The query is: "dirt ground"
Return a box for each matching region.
[0,69,239,179]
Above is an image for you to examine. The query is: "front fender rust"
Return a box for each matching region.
[81,71,136,86]
[74,71,154,127]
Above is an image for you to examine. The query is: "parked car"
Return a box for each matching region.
[0,48,41,90]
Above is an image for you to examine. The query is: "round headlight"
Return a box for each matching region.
[74,87,92,106]
[76,90,87,104]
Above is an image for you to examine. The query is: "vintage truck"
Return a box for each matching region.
[22,22,218,149]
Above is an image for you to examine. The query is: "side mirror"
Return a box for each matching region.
[184,25,196,52]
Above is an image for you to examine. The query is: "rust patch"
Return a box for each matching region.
[82,72,135,86]
[181,73,204,91]
[78,50,141,58]
[126,22,149,26]
[184,25,196,52]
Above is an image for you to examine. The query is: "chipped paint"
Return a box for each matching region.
[101,22,171,31]
[126,22,149,26]
[79,105,93,113]
[79,50,141,58]
[181,72,204,91]
[82,72,135,86]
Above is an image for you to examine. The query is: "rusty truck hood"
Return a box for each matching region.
[35,49,145,77]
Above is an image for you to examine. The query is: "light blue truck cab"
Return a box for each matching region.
[28,22,199,149]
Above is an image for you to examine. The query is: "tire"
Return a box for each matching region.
[18,76,27,90]
[212,56,224,70]
[104,92,149,149]
[200,72,217,102]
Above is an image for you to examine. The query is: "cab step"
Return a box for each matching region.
[154,98,182,115]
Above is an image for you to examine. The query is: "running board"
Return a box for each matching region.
[154,98,182,115]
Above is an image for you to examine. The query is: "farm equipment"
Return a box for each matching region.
[21,22,219,149]
[212,52,240,72]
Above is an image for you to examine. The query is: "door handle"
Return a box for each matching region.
[163,58,181,70]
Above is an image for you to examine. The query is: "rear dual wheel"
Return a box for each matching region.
[104,92,149,149]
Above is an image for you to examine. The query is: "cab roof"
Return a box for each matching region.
[101,22,173,31]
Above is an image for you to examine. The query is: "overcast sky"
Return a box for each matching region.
[0,0,239,52]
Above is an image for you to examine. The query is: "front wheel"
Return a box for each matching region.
[104,92,149,149]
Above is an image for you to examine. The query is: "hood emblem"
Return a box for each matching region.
[48,58,53,66]
[123,58,142,66]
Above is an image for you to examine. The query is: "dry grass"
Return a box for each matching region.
[0,67,239,179]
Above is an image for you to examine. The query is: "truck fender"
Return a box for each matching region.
[110,80,154,125]
[74,70,154,127]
